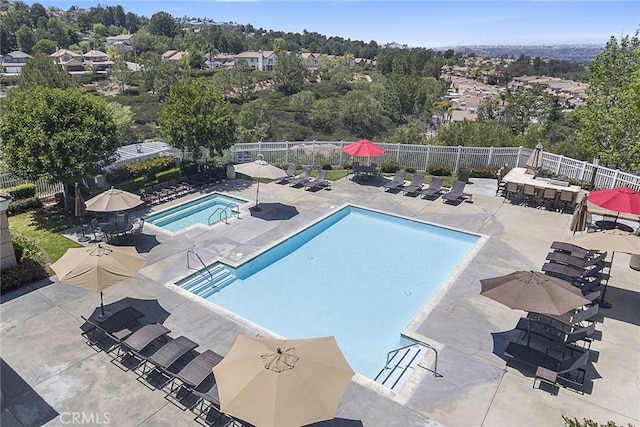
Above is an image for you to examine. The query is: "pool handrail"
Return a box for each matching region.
[186,249,213,284]
[385,341,440,378]
[207,202,240,225]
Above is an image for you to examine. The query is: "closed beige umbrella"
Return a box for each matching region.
[50,244,146,318]
[570,195,588,235]
[213,335,354,427]
[233,154,285,210]
[525,142,544,171]
[480,270,590,315]
[85,187,143,213]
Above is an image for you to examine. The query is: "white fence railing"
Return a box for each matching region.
[2,142,639,196]
[0,174,63,198]
[230,141,640,191]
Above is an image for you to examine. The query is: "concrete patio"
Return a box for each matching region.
[1,174,639,427]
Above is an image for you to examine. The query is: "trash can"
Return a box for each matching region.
[457,167,471,183]
[226,164,236,180]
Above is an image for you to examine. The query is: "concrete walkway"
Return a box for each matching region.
[1,175,638,427]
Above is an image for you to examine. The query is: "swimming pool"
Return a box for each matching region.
[145,193,248,232]
[176,205,481,379]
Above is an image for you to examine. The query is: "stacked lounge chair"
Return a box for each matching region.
[303,169,331,191]
[288,166,312,187]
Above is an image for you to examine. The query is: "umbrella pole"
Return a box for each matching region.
[597,252,614,309]
[100,291,105,316]
[252,180,261,211]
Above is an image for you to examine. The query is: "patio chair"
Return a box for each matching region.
[541,188,558,210]
[550,241,599,260]
[516,318,596,351]
[559,189,576,212]
[303,169,330,190]
[88,218,105,242]
[401,173,425,195]
[80,306,144,351]
[442,180,468,203]
[288,166,312,187]
[168,349,224,394]
[116,323,171,364]
[139,335,199,384]
[192,376,223,422]
[383,171,407,191]
[275,164,297,184]
[418,177,444,199]
[505,342,590,390]
[504,182,521,204]
[523,184,538,205]
[529,304,599,333]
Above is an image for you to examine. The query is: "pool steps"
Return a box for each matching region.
[177,263,236,298]
[375,344,427,390]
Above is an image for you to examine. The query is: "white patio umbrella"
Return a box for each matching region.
[233,154,284,210]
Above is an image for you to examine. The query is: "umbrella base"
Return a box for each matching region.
[95,311,113,322]
[595,299,612,309]
[77,236,91,242]
[250,206,262,212]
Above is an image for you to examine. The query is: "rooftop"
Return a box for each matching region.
[2,176,639,426]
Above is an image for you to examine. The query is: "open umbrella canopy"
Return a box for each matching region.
[480,270,590,315]
[213,335,354,427]
[342,139,385,157]
[51,244,146,292]
[234,154,284,209]
[566,229,640,255]
[587,187,640,216]
[85,187,143,212]
[525,142,544,170]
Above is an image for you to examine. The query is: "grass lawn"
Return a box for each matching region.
[8,208,83,263]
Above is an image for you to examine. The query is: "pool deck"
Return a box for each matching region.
[2,175,639,427]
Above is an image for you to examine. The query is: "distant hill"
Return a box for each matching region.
[445,45,604,64]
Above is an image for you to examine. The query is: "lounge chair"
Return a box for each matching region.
[169,349,224,392]
[192,376,224,422]
[288,166,312,187]
[442,180,468,203]
[275,164,297,184]
[528,304,599,333]
[505,343,589,389]
[401,173,425,195]
[550,241,600,260]
[515,318,596,350]
[80,306,144,350]
[542,262,606,285]
[383,171,406,191]
[303,169,330,190]
[418,177,444,199]
[140,335,199,383]
[116,323,171,363]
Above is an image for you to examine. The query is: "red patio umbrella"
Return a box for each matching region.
[342,139,385,157]
[587,187,640,216]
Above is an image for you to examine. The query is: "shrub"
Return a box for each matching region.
[123,88,140,96]
[0,258,49,293]
[562,415,631,427]
[127,156,177,178]
[321,162,333,170]
[2,183,36,200]
[405,167,417,174]
[341,160,353,169]
[155,168,181,183]
[470,167,500,178]
[381,162,401,173]
[7,197,42,215]
[105,165,134,184]
[427,164,452,176]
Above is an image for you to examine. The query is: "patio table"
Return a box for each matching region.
[501,167,583,207]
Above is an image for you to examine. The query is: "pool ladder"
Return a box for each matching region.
[186,249,213,283]
[208,202,240,225]
[375,341,440,390]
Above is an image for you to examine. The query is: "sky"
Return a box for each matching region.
[34,1,639,47]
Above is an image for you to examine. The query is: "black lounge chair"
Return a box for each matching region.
[169,349,224,391]
[383,171,406,191]
[504,343,589,389]
[288,166,312,187]
[418,177,444,199]
[140,335,199,382]
[401,173,425,195]
[542,262,606,286]
[442,180,468,203]
[550,241,601,260]
[192,376,224,422]
[528,304,599,333]
[275,164,297,184]
[80,306,144,350]
[303,169,330,190]
[515,318,596,350]
[116,323,171,363]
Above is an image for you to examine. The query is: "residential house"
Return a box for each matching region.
[50,49,85,72]
[83,50,113,73]
[2,51,32,74]
[301,52,321,70]
[161,50,186,67]
[205,53,235,69]
[233,50,277,71]
[106,34,133,49]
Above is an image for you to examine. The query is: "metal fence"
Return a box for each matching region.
[0,174,63,198]
[230,141,640,191]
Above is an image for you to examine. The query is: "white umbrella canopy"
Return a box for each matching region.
[50,244,146,317]
[85,187,143,213]
[233,154,285,209]
[213,335,354,427]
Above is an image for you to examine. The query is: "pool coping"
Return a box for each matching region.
[158,202,489,403]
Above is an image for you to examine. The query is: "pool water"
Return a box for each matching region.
[145,193,247,232]
[181,206,480,378]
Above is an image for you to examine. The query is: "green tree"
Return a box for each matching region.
[16,24,35,53]
[237,99,270,143]
[109,58,133,93]
[32,38,57,54]
[0,87,119,209]
[106,102,137,144]
[388,119,430,144]
[93,23,107,37]
[576,32,640,172]
[289,90,316,124]
[432,121,517,147]
[18,52,73,89]
[148,11,179,38]
[309,98,338,133]
[158,80,237,164]
[230,59,254,104]
[339,90,385,137]
[273,51,306,95]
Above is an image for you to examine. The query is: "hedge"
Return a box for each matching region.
[427,164,452,176]
[0,235,49,293]
[7,197,42,216]
[1,183,36,200]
